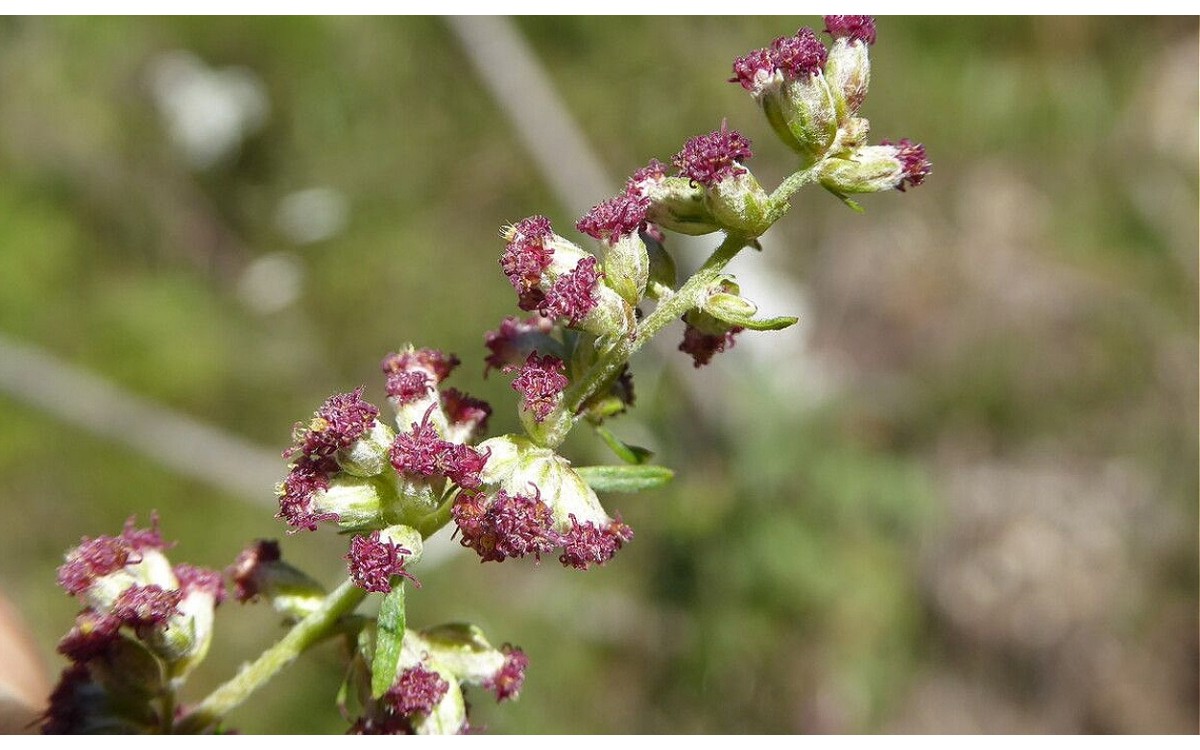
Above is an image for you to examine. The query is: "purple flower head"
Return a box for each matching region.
[276,459,337,531]
[349,714,415,735]
[381,348,461,386]
[483,315,555,377]
[386,665,449,716]
[483,645,529,702]
[824,15,876,45]
[345,531,418,594]
[452,488,558,563]
[881,138,931,191]
[673,125,753,187]
[442,443,490,490]
[770,27,828,79]
[389,407,445,478]
[110,584,182,633]
[509,352,569,423]
[441,388,493,436]
[542,255,601,326]
[558,514,634,571]
[57,610,121,663]
[286,388,379,462]
[57,535,134,596]
[500,215,555,305]
[626,159,669,196]
[730,47,776,91]
[679,322,743,368]
[228,539,281,603]
[385,370,432,405]
[576,192,649,244]
[120,513,171,553]
[174,564,226,605]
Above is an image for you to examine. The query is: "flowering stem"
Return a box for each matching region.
[554,232,749,443]
[176,578,367,733]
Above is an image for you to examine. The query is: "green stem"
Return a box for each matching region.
[176,578,367,733]
[552,232,748,446]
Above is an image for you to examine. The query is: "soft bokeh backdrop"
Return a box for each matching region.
[0,16,1196,733]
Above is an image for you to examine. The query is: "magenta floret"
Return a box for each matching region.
[174,564,226,605]
[824,15,876,45]
[57,610,121,662]
[385,370,432,404]
[509,352,569,422]
[386,665,449,716]
[576,192,649,244]
[500,215,555,306]
[679,323,743,368]
[287,388,379,462]
[345,531,417,594]
[770,27,828,78]
[389,410,445,478]
[730,47,776,91]
[110,584,182,631]
[542,256,601,325]
[277,459,336,531]
[381,348,461,384]
[452,489,558,563]
[673,125,753,187]
[120,514,171,553]
[882,138,931,191]
[441,388,493,435]
[228,539,281,603]
[57,536,134,596]
[627,158,668,193]
[484,645,529,702]
[483,315,555,377]
[558,515,634,571]
[442,443,489,490]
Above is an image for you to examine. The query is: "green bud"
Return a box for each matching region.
[312,474,392,531]
[603,233,649,306]
[642,175,722,236]
[824,37,871,119]
[337,420,395,477]
[705,172,773,237]
[763,73,839,166]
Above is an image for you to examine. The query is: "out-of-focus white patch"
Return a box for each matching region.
[275,187,349,245]
[149,50,269,170]
[237,252,304,315]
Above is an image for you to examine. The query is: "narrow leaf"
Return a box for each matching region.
[370,582,406,699]
[595,425,653,464]
[576,464,675,493]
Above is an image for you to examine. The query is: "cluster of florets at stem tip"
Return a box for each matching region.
[47,516,227,732]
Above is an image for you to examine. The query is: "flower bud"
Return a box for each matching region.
[148,564,224,677]
[381,346,459,437]
[818,139,931,195]
[732,28,838,164]
[57,517,178,614]
[302,472,392,531]
[473,435,632,569]
[501,217,634,339]
[228,539,327,619]
[627,160,722,237]
[672,125,773,237]
[679,308,743,368]
[337,419,395,477]
[419,624,528,702]
[823,15,875,118]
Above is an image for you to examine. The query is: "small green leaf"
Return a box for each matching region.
[595,425,653,464]
[576,464,675,493]
[370,582,406,699]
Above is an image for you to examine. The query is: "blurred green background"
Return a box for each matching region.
[0,16,1196,733]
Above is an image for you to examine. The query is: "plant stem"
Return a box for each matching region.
[176,578,367,733]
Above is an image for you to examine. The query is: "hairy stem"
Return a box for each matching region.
[176,579,367,733]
